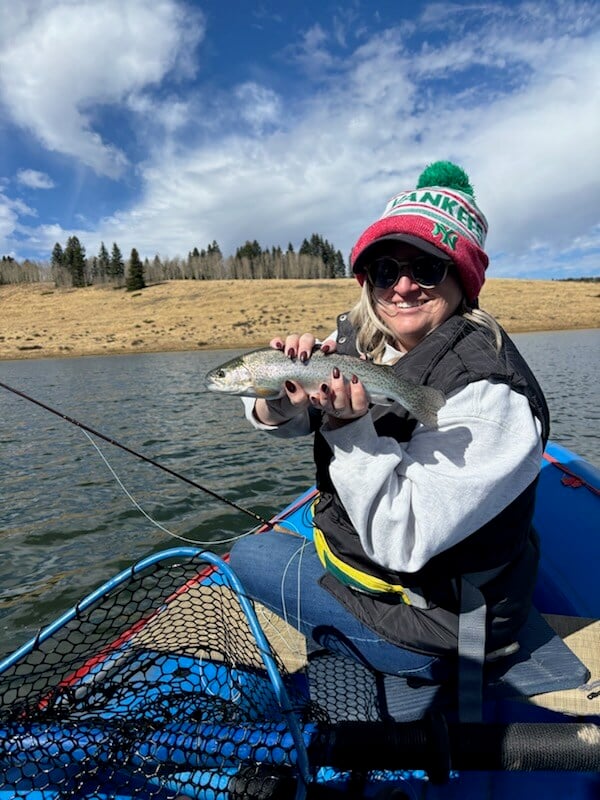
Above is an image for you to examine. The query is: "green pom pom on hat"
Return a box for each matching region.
[417,161,475,198]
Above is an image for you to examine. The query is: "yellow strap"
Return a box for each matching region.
[313,524,412,605]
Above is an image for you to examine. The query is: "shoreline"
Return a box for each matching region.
[2,327,599,365]
[2,279,598,362]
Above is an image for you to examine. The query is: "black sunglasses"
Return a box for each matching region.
[365,255,449,290]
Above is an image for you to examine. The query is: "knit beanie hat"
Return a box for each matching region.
[351,161,489,303]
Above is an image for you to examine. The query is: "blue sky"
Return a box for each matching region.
[0,0,598,279]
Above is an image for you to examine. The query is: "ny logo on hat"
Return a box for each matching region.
[432,222,459,250]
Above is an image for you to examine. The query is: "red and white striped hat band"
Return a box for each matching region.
[351,165,490,303]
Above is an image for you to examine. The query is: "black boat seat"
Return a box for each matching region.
[307,606,591,724]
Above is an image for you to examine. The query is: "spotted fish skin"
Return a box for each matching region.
[205,347,445,428]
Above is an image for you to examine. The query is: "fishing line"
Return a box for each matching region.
[295,541,306,635]
[0,380,275,530]
[82,429,259,546]
[280,541,309,629]
[275,539,311,656]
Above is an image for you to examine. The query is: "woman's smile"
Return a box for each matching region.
[374,268,463,351]
[386,298,430,310]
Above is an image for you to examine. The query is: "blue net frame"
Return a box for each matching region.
[0,548,317,800]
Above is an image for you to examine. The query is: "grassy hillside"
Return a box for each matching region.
[1,278,598,360]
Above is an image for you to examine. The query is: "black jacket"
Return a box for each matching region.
[312,314,550,656]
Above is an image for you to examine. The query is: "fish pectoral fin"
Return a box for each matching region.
[254,387,284,399]
[369,394,396,406]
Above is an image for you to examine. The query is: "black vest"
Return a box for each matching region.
[313,314,550,656]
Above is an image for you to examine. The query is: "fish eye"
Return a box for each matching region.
[216,369,225,378]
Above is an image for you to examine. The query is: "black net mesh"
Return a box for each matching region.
[0,551,325,799]
[307,653,382,724]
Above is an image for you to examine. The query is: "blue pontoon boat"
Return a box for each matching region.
[0,440,598,799]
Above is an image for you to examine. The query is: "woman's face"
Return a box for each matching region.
[369,243,463,351]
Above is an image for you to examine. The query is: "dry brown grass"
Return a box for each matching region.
[1,278,598,361]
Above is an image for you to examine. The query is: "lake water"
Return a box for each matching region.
[0,329,598,659]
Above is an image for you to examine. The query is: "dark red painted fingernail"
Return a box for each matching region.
[285,381,296,393]
[274,341,284,350]
[299,350,308,362]
[321,344,330,354]
[351,374,358,384]
[332,366,340,379]
[321,383,329,394]
[287,348,296,359]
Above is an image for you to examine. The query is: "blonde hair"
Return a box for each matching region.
[348,281,503,363]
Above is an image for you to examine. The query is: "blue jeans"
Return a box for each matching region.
[229,531,448,682]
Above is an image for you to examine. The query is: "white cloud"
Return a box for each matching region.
[31,18,591,277]
[283,23,340,79]
[10,198,37,218]
[0,195,19,245]
[234,83,282,132]
[90,8,596,276]
[469,62,599,256]
[0,191,37,250]
[16,169,55,190]
[251,5,283,26]
[2,1,599,281]
[126,93,190,136]
[0,0,205,177]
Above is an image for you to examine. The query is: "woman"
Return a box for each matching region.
[229,162,549,687]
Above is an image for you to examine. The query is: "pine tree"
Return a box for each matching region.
[63,236,86,287]
[50,243,67,286]
[51,242,64,269]
[234,240,262,278]
[334,249,346,277]
[299,237,311,256]
[97,242,110,280]
[298,233,345,277]
[109,242,125,281]
[126,248,145,291]
[235,240,262,260]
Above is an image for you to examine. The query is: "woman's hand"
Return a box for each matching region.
[254,332,336,425]
[310,366,370,428]
[270,332,336,361]
[254,332,368,428]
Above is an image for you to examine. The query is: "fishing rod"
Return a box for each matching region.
[0,380,279,530]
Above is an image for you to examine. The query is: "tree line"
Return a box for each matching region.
[0,233,346,288]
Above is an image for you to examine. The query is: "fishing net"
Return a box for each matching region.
[0,548,326,800]
[3,549,599,800]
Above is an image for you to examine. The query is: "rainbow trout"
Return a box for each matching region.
[205,347,445,428]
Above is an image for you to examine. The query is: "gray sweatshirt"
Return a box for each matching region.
[243,349,543,575]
